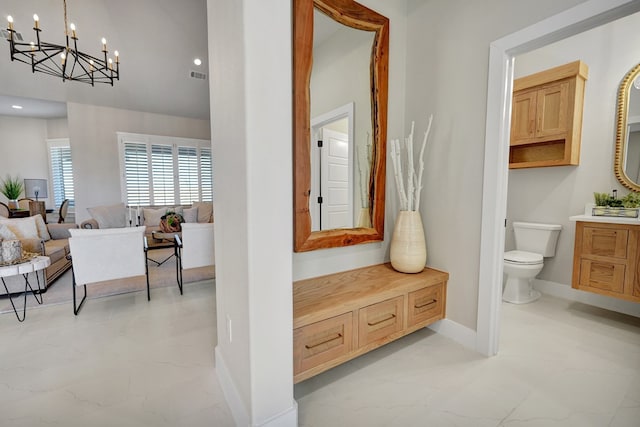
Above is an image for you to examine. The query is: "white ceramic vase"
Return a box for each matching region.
[390,210,426,273]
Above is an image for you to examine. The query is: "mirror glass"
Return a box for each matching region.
[615,63,640,191]
[310,10,374,231]
[293,0,388,252]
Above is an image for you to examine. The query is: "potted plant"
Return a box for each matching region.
[0,175,23,210]
[592,191,640,218]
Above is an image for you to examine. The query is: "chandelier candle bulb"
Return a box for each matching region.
[114,51,119,63]
[101,37,107,51]
[70,23,76,39]
[33,14,39,29]
[7,15,13,30]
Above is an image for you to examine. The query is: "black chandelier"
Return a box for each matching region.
[5,0,119,86]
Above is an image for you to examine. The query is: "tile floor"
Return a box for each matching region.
[295,295,640,427]
[1,282,639,426]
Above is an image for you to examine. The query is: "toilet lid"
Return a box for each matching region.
[504,250,543,265]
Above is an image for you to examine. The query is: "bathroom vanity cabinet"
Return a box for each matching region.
[293,263,448,383]
[572,220,640,303]
[509,60,588,169]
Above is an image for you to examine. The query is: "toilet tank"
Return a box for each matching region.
[513,221,562,257]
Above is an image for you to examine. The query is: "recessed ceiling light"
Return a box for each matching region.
[11,105,23,109]
[193,58,202,66]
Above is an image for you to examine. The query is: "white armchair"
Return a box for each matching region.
[68,226,148,314]
[175,222,214,293]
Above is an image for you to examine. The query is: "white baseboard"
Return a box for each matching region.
[533,279,640,318]
[215,346,298,427]
[428,318,477,351]
[255,402,298,427]
[215,346,250,426]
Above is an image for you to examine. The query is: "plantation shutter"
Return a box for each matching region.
[123,142,151,205]
[151,144,175,205]
[200,147,213,202]
[178,146,199,204]
[119,133,211,206]
[49,143,75,208]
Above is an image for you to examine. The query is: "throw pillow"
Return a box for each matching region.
[87,203,127,228]
[143,207,167,227]
[183,206,198,223]
[32,214,51,241]
[0,216,40,239]
[0,224,17,240]
[191,201,213,223]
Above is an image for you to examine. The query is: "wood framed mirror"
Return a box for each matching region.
[293,0,389,252]
[614,62,640,192]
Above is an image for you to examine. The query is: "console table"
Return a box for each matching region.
[293,263,448,383]
[0,256,50,322]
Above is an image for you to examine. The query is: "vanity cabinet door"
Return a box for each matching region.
[580,226,628,259]
[578,259,626,294]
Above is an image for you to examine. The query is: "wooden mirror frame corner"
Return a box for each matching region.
[614,62,640,192]
[293,0,389,252]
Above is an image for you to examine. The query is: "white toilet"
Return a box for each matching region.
[503,221,562,304]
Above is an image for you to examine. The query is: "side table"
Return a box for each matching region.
[0,256,50,322]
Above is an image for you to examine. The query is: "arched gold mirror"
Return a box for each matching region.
[614,62,640,191]
[293,0,389,252]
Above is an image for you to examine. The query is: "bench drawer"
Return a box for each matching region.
[407,284,444,327]
[358,296,404,347]
[294,312,353,375]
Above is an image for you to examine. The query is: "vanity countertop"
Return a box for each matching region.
[569,214,640,225]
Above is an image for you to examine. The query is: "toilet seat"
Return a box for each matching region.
[504,250,543,265]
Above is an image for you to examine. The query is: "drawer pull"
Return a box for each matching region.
[415,299,437,309]
[367,314,396,326]
[305,333,343,350]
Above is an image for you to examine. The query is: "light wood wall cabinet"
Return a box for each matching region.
[509,60,588,169]
[293,264,448,383]
[572,221,640,303]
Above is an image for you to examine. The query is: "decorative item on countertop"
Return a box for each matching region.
[0,174,23,210]
[159,211,184,233]
[388,115,433,273]
[592,190,640,218]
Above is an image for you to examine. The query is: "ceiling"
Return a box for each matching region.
[0,0,209,120]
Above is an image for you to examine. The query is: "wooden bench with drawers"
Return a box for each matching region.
[293,263,448,383]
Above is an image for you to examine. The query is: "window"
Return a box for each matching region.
[47,139,75,208]
[118,132,212,206]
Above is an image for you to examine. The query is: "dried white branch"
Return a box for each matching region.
[356,132,371,207]
[406,121,415,211]
[391,139,408,210]
[414,114,433,211]
[388,114,433,212]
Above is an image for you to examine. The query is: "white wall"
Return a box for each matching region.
[404,0,588,330]
[293,0,408,281]
[506,12,640,289]
[66,103,210,223]
[0,116,56,210]
[208,0,295,425]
